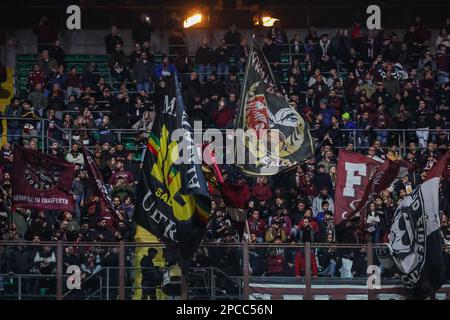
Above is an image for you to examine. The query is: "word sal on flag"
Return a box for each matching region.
[234,41,313,176]
[387,150,450,299]
[12,145,75,212]
[334,150,413,225]
[134,74,211,266]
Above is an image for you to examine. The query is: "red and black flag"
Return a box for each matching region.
[82,146,119,225]
[12,145,75,212]
[234,42,314,176]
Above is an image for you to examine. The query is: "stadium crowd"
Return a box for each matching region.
[0,13,450,291]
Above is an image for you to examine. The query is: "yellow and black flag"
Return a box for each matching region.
[134,74,211,266]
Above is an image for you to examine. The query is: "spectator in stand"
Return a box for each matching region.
[81,62,100,89]
[5,97,22,144]
[267,20,288,49]
[28,64,46,91]
[67,67,82,99]
[154,55,177,81]
[224,72,240,97]
[49,40,66,67]
[108,43,129,71]
[195,38,214,83]
[105,25,124,55]
[38,49,58,79]
[214,39,230,82]
[33,16,57,53]
[289,34,305,58]
[265,237,286,276]
[132,14,154,46]
[224,23,242,56]
[247,210,266,243]
[134,52,154,93]
[210,98,234,129]
[312,187,334,218]
[314,34,332,60]
[66,143,85,166]
[235,36,249,73]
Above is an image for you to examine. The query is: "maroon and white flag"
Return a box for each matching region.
[334,150,383,225]
[82,146,118,223]
[334,150,413,225]
[12,145,76,212]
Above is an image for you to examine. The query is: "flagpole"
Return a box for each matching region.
[234,34,254,133]
[233,35,255,171]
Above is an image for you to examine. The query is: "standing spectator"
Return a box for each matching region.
[214,39,230,81]
[5,97,22,144]
[108,43,129,71]
[289,34,305,57]
[314,34,332,60]
[50,40,66,66]
[370,105,392,146]
[28,65,46,90]
[154,55,177,81]
[105,25,124,55]
[415,100,433,149]
[210,98,234,129]
[224,23,242,56]
[247,210,266,243]
[436,28,450,49]
[366,202,381,243]
[224,72,240,97]
[330,29,352,61]
[195,38,214,83]
[134,52,154,93]
[235,36,249,73]
[140,248,161,300]
[67,67,82,99]
[312,187,334,217]
[132,14,154,46]
[267,20,288,48]
[27,83,48,116]
[33,16,57,53]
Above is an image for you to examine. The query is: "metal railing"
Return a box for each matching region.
[1,116,448,154]
[1,240,449,300]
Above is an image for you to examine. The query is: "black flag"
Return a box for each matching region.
[134,74,211,266]
[234,42,314,176]
[387,150,450,299]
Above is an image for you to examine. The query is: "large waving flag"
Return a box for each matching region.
[134,74,211,266]
[234,42,314,176]
[12,145,75,212]
[334,150,414,225]
[387,150,450,299]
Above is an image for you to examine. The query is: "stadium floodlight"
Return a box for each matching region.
[262,16,279,27]
[253,16,279,27]
[184,14,202,28]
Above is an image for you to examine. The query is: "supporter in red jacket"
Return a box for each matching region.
[211,99,234,128]
[251,176,273,202]
[247,209,267,243]
[266,238,286,276]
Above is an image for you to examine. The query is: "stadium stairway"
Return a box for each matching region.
[0,67,14,146]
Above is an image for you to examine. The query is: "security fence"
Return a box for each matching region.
[1,240,450,300]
